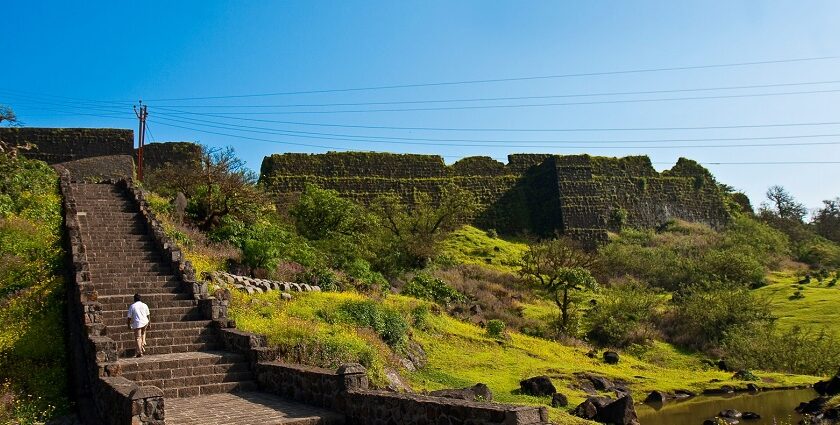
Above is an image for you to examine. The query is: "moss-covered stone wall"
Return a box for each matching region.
[260,152,731,243]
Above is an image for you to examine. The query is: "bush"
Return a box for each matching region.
[723,325,840,376]
[662,282,773,350]
[401,273,467,306]
[586,280,663,347]
[336,300,409,348]
[290,184,368,241]
[486,319,506,339]
[0,153,68,422]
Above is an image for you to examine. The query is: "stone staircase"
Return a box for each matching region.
[71,182,343,424]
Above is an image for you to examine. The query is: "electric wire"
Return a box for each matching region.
[142,55,840,101]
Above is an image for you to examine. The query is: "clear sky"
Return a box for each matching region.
[2,1,839,211]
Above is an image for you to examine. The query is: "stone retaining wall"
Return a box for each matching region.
[220,327,549,425]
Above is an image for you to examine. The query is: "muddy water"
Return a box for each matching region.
[636,388,818,425]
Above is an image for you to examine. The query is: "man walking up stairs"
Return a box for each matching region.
[126,294,150,357]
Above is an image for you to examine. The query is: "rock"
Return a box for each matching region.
[703,385,735,395]
[280,292,292,301]
[469,304,482,315]
[746,383,760,392]
[604,351,620,364]
[644,390,668,404]
[572,399,599,420]
[582,373,613,391]
[173,192,188,222]
[586,349,598,359]
[429,383,492,402]
[673,389,696,398]
[814,374,840,396]
[383,367,412,393]
[519,376,556,396]
[404,341,427,370]
[595,395,639,425]
[550,392,568,407]
[719,409,743,419]
[717,359,730,371]
[742,412,761,420]
[702,419,718,425]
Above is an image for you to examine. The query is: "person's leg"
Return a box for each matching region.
[140,325,147,352]
[134,327,144,356]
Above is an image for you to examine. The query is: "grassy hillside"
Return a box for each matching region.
[0,154,68,423]
[756,270,840,331]
[229,290,815,425]
[439,225,527,274]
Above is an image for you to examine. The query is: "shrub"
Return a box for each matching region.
[662,282,774,350]
[486,319,506,339]
[336,300,409,348]
[723,325,840,376]
[586,280,663,347]
[401,273,467,306]
[290,184,368,241]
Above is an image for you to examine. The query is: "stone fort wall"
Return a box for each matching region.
[260,152,731,241]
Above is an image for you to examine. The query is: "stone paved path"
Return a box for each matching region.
[165,392,345,425]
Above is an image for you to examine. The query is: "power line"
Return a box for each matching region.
[149,87,840,115]
[151,112,840,145]
[149,117,840,150]
[142,55,840,101]
[147,79,840,109]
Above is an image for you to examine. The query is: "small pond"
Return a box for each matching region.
[636,388,818,425]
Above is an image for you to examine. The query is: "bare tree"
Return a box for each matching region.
[761,185,807,222]
[0,105,18,126]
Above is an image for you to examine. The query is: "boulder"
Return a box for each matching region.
[742,412,761,420]
[604,351,620,364]
[814,374,840,396]
[595,395,639,425]
[280,292,292,301]
[429,383,493,402]
[673,389,696,398]
[572,396,612,420]
[587,374,613,391]
[745,383,760,393]
[519,376,556,396]
[550,392,568,407]
[644,390,668,404]
[719,409,743,419]
[586,349,598,359]
[703,385,735,395]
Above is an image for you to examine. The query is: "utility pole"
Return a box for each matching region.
[133,101,148,182]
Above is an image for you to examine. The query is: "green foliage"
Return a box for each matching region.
[814,198,840,244]
[0,153,67,422]
[486,319,506,339]
[663,282,774,350]
[519,237,598,334]
[600,217,785,290]
[370,184,477,271]
[586,280,663,347]
[402,273,467,306]
[238,219,321,271]
[334,300,410,348]
[608,207,628,231]
[290,184,368,240]
[438,225,527,274]
[723,325,840,376]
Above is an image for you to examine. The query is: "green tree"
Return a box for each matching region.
[371,184,477,270]
[813,198,840,244]
[290,183,368,240]
[519,237,598,335]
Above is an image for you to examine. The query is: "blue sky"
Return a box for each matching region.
[1,1,839,210]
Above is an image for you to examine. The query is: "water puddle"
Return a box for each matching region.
[637,388,818,425]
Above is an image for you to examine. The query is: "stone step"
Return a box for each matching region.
[111,351,245,374]
[102,306,200,322]
[108,320,214,336]
[162,380,258,399]
[118,342,223,358]
[90,271,175,280]
[114,334,220,353]
[100,299,197,312]
[97,293,193,306]
[94,285,183,297]
[87,264,172,274]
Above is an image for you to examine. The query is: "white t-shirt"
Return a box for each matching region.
[127,301,150,329]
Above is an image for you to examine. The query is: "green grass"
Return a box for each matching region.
[0,155,68,423]
[439,225,527,274]
[230,289,816,425]
[755,270,840,331]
